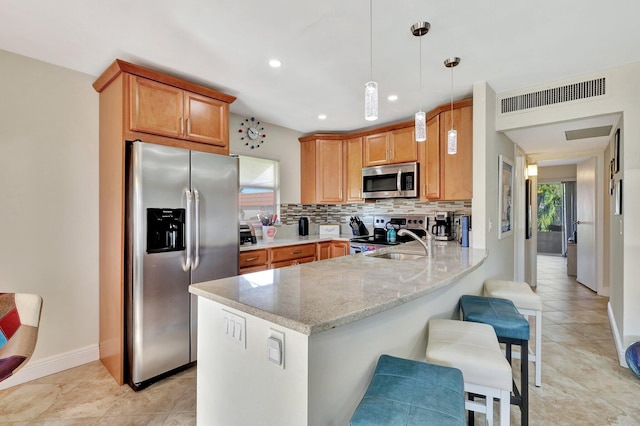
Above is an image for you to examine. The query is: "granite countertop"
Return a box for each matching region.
[190,241,487,335]
[239,234,352,251]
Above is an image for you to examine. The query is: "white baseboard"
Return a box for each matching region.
[608,301,628,368]
[0,344,100,390]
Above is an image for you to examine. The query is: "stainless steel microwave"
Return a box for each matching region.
[362,161,419,199]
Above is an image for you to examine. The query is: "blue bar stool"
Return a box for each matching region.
[350,354,466,426]
[459,295,530,426]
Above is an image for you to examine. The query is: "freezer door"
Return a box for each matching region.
[128,142,191,386]
[189,152,239,361]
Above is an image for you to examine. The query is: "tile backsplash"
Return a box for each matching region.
[280,199,471,226]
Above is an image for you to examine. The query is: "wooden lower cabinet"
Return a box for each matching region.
[317,240,350,260]
[330,241,350,258]
[269,243,317,268]
[239,249,268,274]
[317,241,331,261]
[242,240,349,271]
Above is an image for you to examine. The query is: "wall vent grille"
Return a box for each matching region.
[500,77,606,114]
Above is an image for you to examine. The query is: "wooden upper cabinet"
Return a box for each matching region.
[184,91,228,147]
[418,99,473,201]
[363,133,390,166]
[316,139,344,203]
[419,116,441,200]
[363,128,417,167]
[300,140,317,204]
[344,137,363,203]
[130,76,184,139]
[130,75,228,148]
[440,105,473,200]
[389,126,418,164]
[300,136,363,204]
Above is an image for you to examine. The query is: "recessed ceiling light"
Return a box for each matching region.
[318,114,327,120]
[269,59,282,68]
[388,95,398,101]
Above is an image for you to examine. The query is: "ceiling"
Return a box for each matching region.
[1,0,638,158]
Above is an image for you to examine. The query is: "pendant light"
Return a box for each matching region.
[411,22,430,142]
[364,0,378,121]
[444,57,460,154]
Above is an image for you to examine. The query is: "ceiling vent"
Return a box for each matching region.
[565,125,612,141]
[500,77,606,114]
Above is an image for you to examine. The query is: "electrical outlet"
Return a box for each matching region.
[268,329,285,369]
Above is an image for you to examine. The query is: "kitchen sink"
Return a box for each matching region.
[366,252,426,261]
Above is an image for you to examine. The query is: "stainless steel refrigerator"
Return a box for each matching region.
[125,141,238,390]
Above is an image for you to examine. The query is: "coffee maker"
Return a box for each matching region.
[430,211,453,241]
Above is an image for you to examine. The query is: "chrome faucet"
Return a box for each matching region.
[397,229,434,258]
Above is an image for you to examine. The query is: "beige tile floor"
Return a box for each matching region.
[1,255,639,425]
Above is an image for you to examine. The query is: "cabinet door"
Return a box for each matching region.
[424,116,441,200]
[344,137,363,202]
[300,140,317,204]
[316,242,331,260]
[440,105,473,200]
[185,91,228,147]
[316,139,344,203]
[363,133,389,166]
[390,127,418,164]
[130,75,183,139]
[330,241,350,258]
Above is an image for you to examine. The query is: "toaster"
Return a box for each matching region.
[240,222,257,245]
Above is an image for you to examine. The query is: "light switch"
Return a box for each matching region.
[222,310,246,349]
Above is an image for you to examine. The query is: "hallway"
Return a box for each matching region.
[1,256,639,424]
[509,255,640,425]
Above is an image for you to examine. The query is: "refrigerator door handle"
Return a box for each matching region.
[192,188,201,270]
[183,188,193,272]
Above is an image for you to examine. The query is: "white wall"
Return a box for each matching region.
[472,82,516,281]
[495,63,640,357]
[229,112,303,204]
[0,50,100,387]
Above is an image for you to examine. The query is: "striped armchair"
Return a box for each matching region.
[0,293,43,382]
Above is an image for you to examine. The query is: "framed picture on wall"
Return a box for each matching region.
[498,155,514,239]
[613,128,621,174]
[615,179,622,215]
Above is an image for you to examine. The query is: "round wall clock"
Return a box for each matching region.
[238,117,267,149]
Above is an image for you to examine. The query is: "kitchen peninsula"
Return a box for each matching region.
[190,241,487,425]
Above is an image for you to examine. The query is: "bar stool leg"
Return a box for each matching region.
[522,341,529,426]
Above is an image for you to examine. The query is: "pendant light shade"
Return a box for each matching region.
[444,57,460,154]
[365,0,378,121]
[365,81,378,121]
[411,22,430,142]
[447,129,458,154]
[415,111,426,141]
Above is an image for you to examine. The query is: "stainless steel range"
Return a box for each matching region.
[349,214,428,254]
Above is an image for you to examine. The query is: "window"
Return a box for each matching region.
[237,155,279,221]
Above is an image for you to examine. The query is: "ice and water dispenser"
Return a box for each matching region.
[146,208,186,253]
